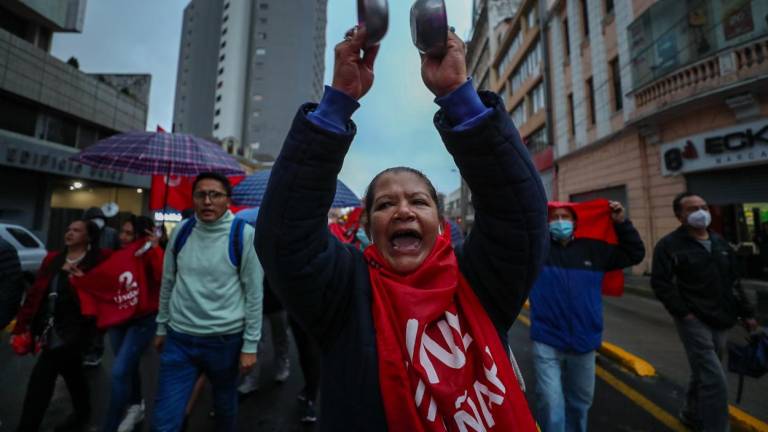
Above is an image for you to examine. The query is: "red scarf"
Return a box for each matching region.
[365,235,536,431]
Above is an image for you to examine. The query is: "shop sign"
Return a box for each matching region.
[0,132,149,187]
[660,119,768,176]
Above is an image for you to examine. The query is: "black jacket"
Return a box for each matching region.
[0,238,23,329]
[651,226,754,329]
[256,92,548,431]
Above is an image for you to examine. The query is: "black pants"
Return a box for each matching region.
[17,344,91,431]
[289,318,320,401]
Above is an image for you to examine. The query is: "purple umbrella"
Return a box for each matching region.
[71,132,243,176]
[71,131,244,210]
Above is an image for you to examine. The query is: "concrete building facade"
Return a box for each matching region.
[0,0,150,247]
[173,0,327,162]
[546,0,768,278]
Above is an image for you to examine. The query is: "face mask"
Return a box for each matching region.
[687,209,711,229]
[92,218,105,229]
[549,220,574,241]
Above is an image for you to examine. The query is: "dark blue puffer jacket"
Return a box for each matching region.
[256,92,548,431]
[529,222,645,353]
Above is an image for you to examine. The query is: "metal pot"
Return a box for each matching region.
[410,0,448,57]
[358,0,388,47]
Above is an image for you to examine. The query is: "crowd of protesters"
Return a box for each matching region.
[1,24,762,432]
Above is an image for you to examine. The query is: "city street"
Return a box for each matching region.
[2,289,765,431]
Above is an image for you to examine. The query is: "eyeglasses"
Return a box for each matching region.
[192,190,229,201]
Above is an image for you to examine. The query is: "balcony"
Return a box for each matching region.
[628,0,768,116]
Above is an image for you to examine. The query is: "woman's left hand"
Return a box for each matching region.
[421,31,467,97]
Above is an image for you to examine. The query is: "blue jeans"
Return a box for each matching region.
[532,341,595,432]
[151,328,242,432]
[104,314,157,432]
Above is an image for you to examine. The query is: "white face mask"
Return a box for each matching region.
[687,209,711,229]
[92,218,105,229]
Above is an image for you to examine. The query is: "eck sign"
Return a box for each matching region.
[660,119,768,176]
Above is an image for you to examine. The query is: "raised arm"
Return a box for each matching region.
[255,27,379,344]
[422,32,549,331]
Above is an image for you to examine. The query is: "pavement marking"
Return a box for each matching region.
[729,406,768,432]
[516,313,684,431]
[600,341,656,377]
[594,365,688,432]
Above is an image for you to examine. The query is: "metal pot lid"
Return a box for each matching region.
[358,0,388,47]
[410,0,448,57]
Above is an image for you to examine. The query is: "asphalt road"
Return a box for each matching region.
[1,291,765,431]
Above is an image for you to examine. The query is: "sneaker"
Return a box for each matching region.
[82,353,102,367]
[300,399,317,423]
[237,372,259,396]
[117,401,145,432]
[274,358,290,383]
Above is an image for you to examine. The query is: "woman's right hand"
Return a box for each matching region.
[331,26,380,100]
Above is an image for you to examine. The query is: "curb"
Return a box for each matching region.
[598,341,656,377]
[729,406,768,432]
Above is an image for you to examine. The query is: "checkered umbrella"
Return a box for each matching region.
[232,169,360,208]
[70,131,244,176]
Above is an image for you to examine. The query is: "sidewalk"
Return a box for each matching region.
[623,274,768,322]
[603,286,768,424]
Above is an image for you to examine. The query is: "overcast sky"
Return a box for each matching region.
[52,0,473,196]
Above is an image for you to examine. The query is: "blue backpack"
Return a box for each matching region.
[172,218,247,271]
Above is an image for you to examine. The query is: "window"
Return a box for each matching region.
[605,0,614,15]
[5,227,41,248]
[219,54,225,62]
[527,127,549,154]
[260,3,268,10]
[252,110,260,117]
[562,18,571,57]
[221,40,226,48]
[222,27,228,35]
[580,0,590,37]
[253,95,263,101]
[511,102,527,126]
[586,77,595,125]
[610,58,623,111]
[216,95,222,102]
[217,81,223,89]
[224,2,230,10]
[218,67,224,75]
[215,109,221,116]
[499,84,508,105]
[526,7,537,30]
[259,17,267,24]
[255,48,266,56]
[214,123,220,130]
[532,83,546,114]
[223,15,229,23]
[257,32,267,40]
[496,30,524,76]
[509,41,541,92]
[567,93,575,136]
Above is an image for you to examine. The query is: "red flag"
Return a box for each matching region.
[156,125,167,132]
[149,175,245,212]
[72,241,164,329]
[548,199,625,296]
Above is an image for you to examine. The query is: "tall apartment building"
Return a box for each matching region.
[460,0,549,230]
[0,0,151,246]
[173,0,327,162]
[546,0,768,277]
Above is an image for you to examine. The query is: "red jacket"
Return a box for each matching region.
[13,250,111,335]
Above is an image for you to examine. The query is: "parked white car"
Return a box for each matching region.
[0,223,46,282]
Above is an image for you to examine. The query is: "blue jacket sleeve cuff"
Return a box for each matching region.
[307,86,360,133]
[434,79,493,131]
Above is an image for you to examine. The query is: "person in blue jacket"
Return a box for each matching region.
[529,202,645,432]
[256,26,548,431]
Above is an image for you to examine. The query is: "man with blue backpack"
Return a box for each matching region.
[152,172,264,432]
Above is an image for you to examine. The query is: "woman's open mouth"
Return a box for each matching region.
[389,229,422,254]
